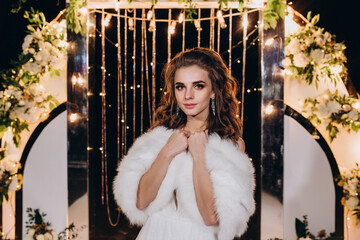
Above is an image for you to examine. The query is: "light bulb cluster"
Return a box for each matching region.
[103,14,112,27]
[217,10,227,29]
[72,74,85,85]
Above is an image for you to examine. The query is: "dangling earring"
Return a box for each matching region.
[211,97,215,116]
[176,104,180,116]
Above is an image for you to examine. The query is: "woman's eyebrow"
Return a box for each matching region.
[175,80,206,85]
[193,80,206,84]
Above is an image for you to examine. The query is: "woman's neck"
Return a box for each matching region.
[184,117,207,134]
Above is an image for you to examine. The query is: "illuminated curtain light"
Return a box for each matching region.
[103,14,112,27]
[264,104,274,115]
[217,10,227,29]
[147,9,153,20]
[178,12,184,23]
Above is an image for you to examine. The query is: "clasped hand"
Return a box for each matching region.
[165,129,208,161]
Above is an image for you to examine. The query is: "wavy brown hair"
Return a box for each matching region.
[152,47,242,143]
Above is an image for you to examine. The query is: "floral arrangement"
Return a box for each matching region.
[301,90,360,142]
[337,164,360,223]
[0,147,22,205]
[24,208,81,240]
[296,215,340,240]
[0,8,66,204]
[283,12,347,88]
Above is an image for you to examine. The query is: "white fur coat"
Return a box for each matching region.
[113,126,255,240]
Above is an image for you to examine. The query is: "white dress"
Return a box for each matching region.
[136,202,217,240]
[113,126,255,240]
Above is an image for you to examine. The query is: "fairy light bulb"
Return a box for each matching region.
[69,113,79,123]
[194,19,202,31]
[103,14,112,27]
[168,21,176,35]
[242,13,248,29]
[148,19,156,32]
[265,38,275,46]
[217,10,227,29]
[115,2,120,11]
[265,104,274,115]
[128,18,134,30]
[72,75,78,84]
[178,12,184,23]
[147,9,153,20]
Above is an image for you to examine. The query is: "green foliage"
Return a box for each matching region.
[25,208,84,240]
[263,0,286,30]
[302,91,360,142]
[10,0,28,13]
[67,0,87,35]
[295,215,341,240]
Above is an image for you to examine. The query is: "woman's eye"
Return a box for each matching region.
[195,84,204,89]
[175,85,184,90]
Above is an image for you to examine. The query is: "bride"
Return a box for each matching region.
[113,47,255,240]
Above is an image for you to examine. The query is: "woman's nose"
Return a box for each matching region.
[185,88,194,99]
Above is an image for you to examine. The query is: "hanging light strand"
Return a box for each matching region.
[100,8,106,206]
[167,9,172,63]
[132,9,137,140]
[141,8,145,133]
[241,10,248,136]
[124,9,128,153]
[228,9,233,72]
[151,12,156,122]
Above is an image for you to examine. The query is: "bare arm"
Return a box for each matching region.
[189,131,218,226]
[136,149,173,210]
[136,129,188,210]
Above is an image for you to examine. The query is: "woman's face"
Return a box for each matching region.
[174,65,215,120]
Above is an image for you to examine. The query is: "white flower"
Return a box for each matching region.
[315,36,324,45]
[324,32,331,42]
[323,54,331,62]
[5,102,11,111]
[23,236,33,240]
[9,175,19,191]
[304,37,313,46]
[310,49,324,64]
[286,39,301,55]
[36,234,45,240]
[327,100,342,113]
[23,62,42,74]
[293,53,310,68]
[317,102,332,118]
[348,110,359,121]
[22,35,34,51]
[35,50,51,66]
[28,48,36,54]
[27,228,36,237]
[44,232,53,240]
[345,196,360,210]
[18,100,25,106]
[282,57,291,67]
[0,154,19,174]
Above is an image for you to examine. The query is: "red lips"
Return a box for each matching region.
[184,104,197,109]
